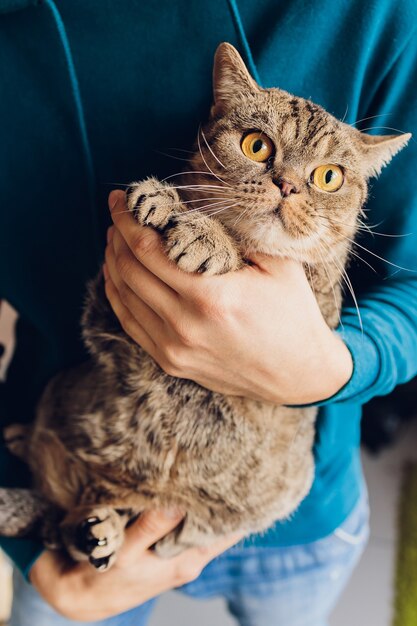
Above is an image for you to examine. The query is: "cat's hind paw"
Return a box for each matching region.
[62,508,127,571]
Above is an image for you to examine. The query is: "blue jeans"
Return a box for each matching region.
[10,494,369,626]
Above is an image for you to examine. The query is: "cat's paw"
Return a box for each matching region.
[164,214,241,275]
[126,178,180,231]
[62,508,126,571]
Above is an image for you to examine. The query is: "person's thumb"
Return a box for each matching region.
[245,252,301,277]
[118,509,184,564]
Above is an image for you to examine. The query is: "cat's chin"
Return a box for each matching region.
[243,244,314,264]
[230,221,321,264]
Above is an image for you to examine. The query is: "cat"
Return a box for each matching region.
[0,43,410,571]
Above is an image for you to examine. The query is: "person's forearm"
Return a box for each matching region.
[318,277,417,407]
[271,329,353,406]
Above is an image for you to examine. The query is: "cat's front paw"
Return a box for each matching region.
[164,214,241,275]
[62,508,126,571]
[126,178,179,231]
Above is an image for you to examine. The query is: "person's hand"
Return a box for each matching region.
[30,509,242,622]
[104,190,353,405]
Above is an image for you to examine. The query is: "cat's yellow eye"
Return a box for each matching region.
[312,165,344,192]
[241,132,274,163]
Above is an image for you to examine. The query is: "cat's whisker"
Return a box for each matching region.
[357,125,416,145]
[324,244,363,333]
[161,170,231,183]
[348,248,379,274]
[181,199,239,215]
[230,202,251,229]
[355,218,385,238]
[231,207,249,229]
[154,150,192,163]
[296,234,320,306]
[317,215,411,239]
[172,196,234,205]
[181,196,236,205]
[106,182,234,193]
[102,180,230,193]
[180,201,240,220]
[353,217,411,240]
[112,196,237,218]
[340,104,349,124]
[342,233,416,273]
[165,147,195,154]
[316,243,343,329]
[113,196,231,215]
[349,113,392,127]
[200,127,227,170]
[203,202,241,218]
[111,209,139,216]
[197,125,232,187]
[357,223,412,239]
[315,212,384,231]
[317,219,381,274]
[162,184,234,192]
[332,267,362,331]
[295,233,317,301]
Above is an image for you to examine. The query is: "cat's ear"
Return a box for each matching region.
[357,131,412,177]
[212,42,260,114]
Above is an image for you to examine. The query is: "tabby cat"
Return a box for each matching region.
[0,43,410,571]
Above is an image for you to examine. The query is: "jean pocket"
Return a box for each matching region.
[309,494,370,566]
[331,494,370,549]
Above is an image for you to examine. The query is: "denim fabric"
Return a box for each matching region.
[10,494,369,626]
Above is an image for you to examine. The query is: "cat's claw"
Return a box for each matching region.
[75,516,108,553]
[89,554,114,571]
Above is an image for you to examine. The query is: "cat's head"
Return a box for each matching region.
[186,43,411,262]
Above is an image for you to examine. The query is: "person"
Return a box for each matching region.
[0,0,416,624]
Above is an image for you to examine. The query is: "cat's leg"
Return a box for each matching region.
[0,487,58,540]
[60,507,132,571]
[153,515,220,558]
[163,212,242,275]
[127,177,242,275]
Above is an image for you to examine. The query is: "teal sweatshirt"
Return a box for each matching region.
[0,0,416,579]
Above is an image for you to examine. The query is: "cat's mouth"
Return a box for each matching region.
[272,203,287,226]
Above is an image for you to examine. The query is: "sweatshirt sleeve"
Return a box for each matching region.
[323,30,417,406]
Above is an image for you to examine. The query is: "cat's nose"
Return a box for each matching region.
[272,177,300,197]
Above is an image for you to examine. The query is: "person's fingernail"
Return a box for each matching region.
[103,263,109,280]
[161,508,184,520]
[107,226,114,243]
